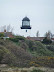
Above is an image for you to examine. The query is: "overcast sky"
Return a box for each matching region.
[0,0,54,37]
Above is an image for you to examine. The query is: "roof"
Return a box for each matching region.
[22,17,30,21]
[0,32,13,38]
[27,37,54,41]
[27,37,44,41]
[51,38,54,40]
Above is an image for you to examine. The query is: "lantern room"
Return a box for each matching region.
[21,17,31,29]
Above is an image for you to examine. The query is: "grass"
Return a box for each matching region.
[0,65,54,72]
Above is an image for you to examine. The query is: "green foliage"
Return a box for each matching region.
[0,40,32,67]
[0,33,4,37]
[25,40,35,52]
[28,40,34,48]
[15,36,25,40]
[31,69,45,72]
[25,40,54,56]
[9,38,19,42]
[46,45,54,52]
[0,45,10,63]
[42,37,52,44]
[51,41,54,45]
[0,49,4,62]
[9,36,25,42]
[0,37,54,67]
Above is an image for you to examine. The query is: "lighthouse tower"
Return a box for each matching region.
[20,17,31,37]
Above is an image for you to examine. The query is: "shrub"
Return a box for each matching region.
[42,37,52,44]
[26,40,34,48]
[0,33,4,37]
[9,38,19,42]
[31,69,45,72]
[0,40,33,67]
[15,36,25,40]
[9,36,25,42]
[46,45,54,52]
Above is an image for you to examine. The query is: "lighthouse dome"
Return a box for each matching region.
[22,17,30,21]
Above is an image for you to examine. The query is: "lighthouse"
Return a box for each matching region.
[21,17,31,32]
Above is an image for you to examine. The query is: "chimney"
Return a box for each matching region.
[4,29,6,33]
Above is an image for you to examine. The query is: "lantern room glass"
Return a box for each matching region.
[22,21,30,26]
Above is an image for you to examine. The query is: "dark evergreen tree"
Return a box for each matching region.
[42,37,52,44]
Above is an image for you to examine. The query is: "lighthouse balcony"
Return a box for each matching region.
[21,26,31,29]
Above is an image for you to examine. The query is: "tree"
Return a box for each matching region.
[36,31,39,37]
[45,30,53,39]
[0,25,13,32]
[42,37,52,44]
[51,34,54,38]
[6,24,11,32]
[0,25,6,32]
[6,24,13,32]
